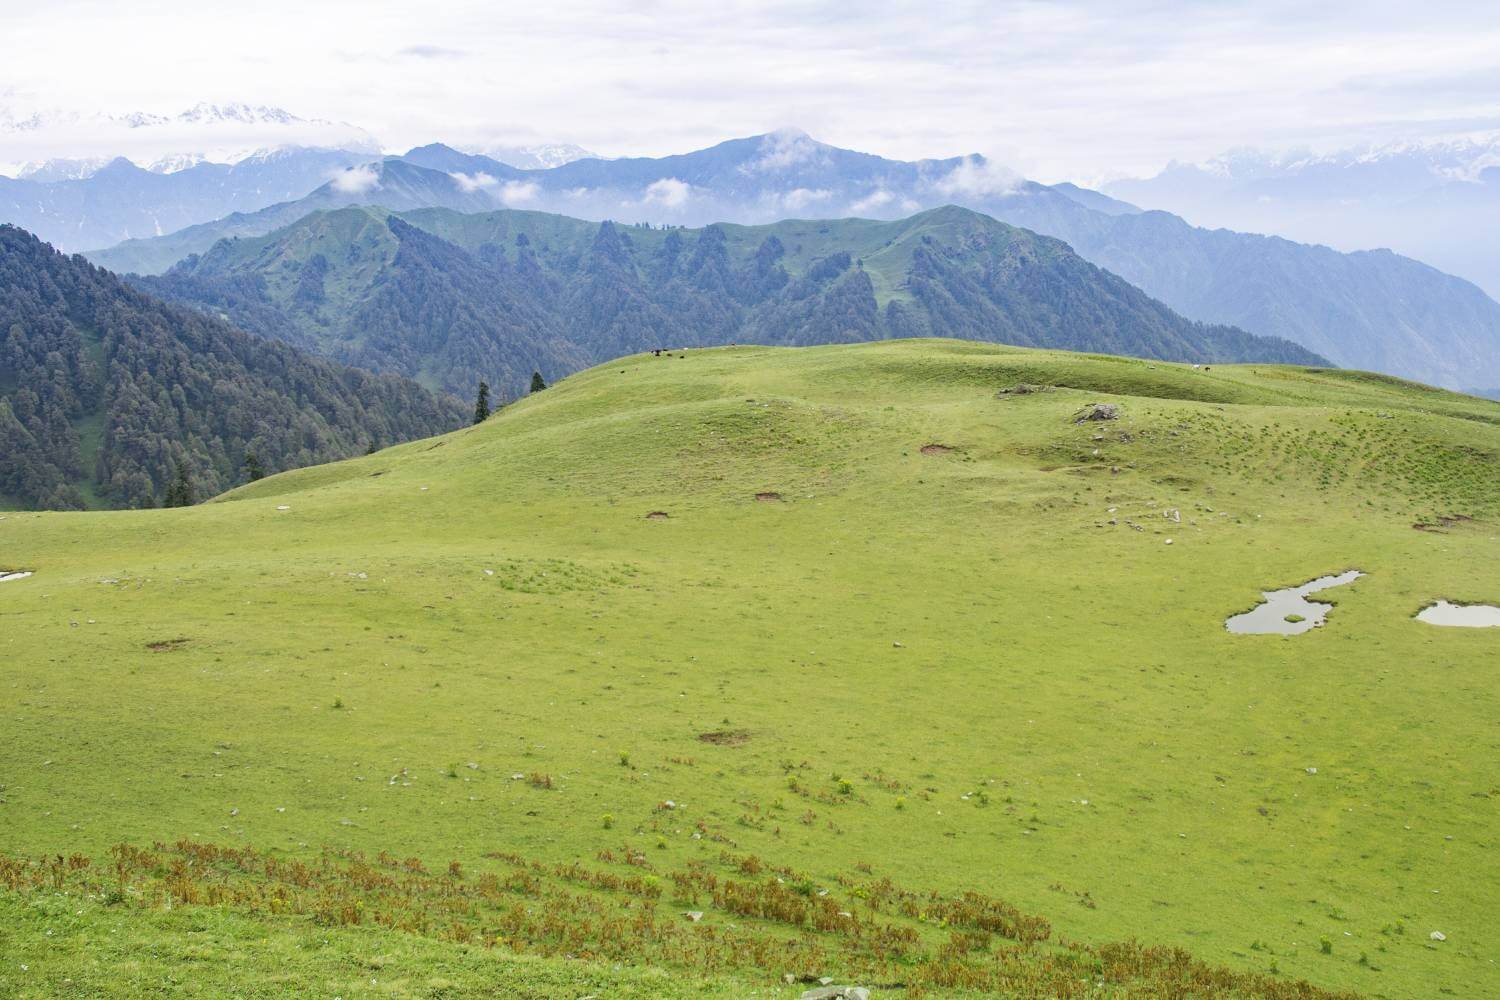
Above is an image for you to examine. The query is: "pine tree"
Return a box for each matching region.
[473,380,491,424]
[530,371,547,393]
[244,450,265,482]
[164,461,194,507]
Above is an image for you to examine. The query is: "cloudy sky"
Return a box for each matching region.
[5,0,1499,181]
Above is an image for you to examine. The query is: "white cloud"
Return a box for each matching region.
[4,3,1500,183]
[744,127,826,173]
[849,188,894,214]
[449,170,498,192]
[931,155,1021,199]
[781,187,831,211]
[330,162,380,193]
[499,179,540,205]
[643,177,692,208]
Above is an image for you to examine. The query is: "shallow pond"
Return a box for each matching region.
[1416,601,1500,628]
[1225,570,1364,635]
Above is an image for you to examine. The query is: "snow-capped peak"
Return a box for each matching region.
[469,141,600,169]
[0,102,382,178]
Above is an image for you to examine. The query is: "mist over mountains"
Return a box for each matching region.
[71,130,1500,394]
[0,102,379,176]
[134,204,1319,399]
[1107,133,1500,300]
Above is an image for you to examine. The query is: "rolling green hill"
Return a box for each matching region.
[1,340,1496,997]
[136,204,1324,398]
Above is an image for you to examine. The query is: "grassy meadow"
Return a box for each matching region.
[1,339,1496,997]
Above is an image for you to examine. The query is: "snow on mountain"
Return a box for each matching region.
[469,142,601,170]
[1104,129,1500,297]
[0,103,381,177]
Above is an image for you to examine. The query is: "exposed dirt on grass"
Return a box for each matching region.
[144,639,189,652]
[920,444,955,455]
[753,492,782,502]
[698,729,751,746]
[1413,514,1474,532]
[645,511,670,520]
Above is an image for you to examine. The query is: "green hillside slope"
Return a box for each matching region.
[0,225,467,510]
[135,204,1325,398]
[1,340,1495,997]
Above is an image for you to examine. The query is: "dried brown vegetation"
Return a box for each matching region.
[0,841,1354,998]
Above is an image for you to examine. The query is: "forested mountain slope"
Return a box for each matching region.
[0,225,466,510]
[137,204,1323,398]
[80,133,1500,392]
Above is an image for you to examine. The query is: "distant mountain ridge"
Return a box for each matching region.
[0,147,378,255]
[0,102,380,177]
[81,134,1500,392]
[0,224,465,510]
[133,202,1322,399]
[1106,133,1500,300]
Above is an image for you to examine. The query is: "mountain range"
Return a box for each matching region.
[1106,132,1500,300]
[0,147,375,253]
[133,203,1320,399]
[0,102,379,177]
[0,224,464,510]
[75,131,1500,393]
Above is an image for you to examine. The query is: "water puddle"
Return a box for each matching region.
[1226,570,1364,635]
[0,570,33,583]
[1416,601,1500,628]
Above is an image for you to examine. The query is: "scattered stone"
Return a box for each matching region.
[275,505,290,511]
[801,988,869,1000]
[0,570,33,583]
[1075,403,1120,423]
[1305,767,1318,775]
[1430,930,1446,941]
[892,641,904,648]
[683,910,703,922]
[996,383,1051,396]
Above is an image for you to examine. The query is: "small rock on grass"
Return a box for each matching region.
[801,988,870,1000]
[1430,930,1446,941]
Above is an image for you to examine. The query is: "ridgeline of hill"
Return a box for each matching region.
[134,203,1324,399]
[0,225,466,510]
[1,340,1496,996]
[77,138,1500,394]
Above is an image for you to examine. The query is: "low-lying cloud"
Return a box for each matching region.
[449,170,498,192]
[932,156,1021,199]
[643,177,692,208]
[499,179,541,205]
[330,163,381,194]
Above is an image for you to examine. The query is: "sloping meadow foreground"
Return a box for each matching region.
[0,340,1496,997]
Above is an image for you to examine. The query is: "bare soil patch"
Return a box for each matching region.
[145,638,189,652]
[920,444,955,455]
[645,511,670,520]
[754,492,782,502]
[698,729,751,746]
[1413,514,1473,532]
